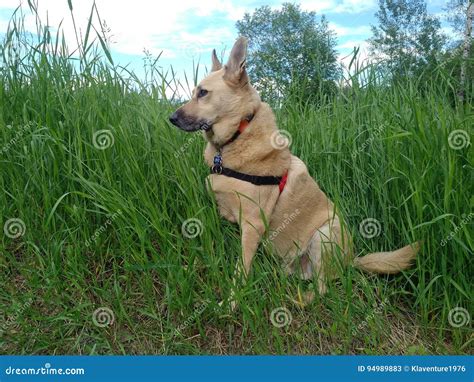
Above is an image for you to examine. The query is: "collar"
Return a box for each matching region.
[210,113,288,193]
[220,113,254,148]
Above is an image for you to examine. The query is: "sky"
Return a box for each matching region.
[0,0,452,95]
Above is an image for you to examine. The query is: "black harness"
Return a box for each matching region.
[211,166,283,186]
[210,115,287,190]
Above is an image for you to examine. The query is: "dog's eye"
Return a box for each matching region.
[197,89,208,98]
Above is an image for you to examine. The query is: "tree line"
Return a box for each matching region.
[235,1,473,104]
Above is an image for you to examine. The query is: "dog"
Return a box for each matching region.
[169,37,419,303]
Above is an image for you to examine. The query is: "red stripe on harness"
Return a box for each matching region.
[279,172,288,193]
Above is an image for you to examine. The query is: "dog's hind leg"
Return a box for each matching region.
[306,223,332,295]
[299,219,344,302]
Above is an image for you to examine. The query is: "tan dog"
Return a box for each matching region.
[169,37,419,301]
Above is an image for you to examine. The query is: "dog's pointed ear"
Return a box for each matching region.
[224,37,248,85]
[211,49,222,72]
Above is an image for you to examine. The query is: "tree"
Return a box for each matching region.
[444,0,473,39]
[369,0,446,80]
[442,1,473,103]
[236,3,339,103]
[445,1,473,102]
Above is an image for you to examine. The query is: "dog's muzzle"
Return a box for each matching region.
[169,111,212,132]
[169,112,180,127]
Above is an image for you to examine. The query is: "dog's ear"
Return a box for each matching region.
[224,37,248,85]
[211,49,222,72]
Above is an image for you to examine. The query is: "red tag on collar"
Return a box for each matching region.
[279,172,288,193]
[238,119,250,133]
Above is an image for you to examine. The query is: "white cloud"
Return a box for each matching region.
[441,26,460,39]
[338,39,369,51]
[329,22,371,37]
[0,0,23,8]
[301,0,376,14]
[337,39,372,74]
[299,0,336,13]
[0,0,379,61]
[332,0,376,14]
[0,0,242,57]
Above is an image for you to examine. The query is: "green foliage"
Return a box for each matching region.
[440,45,474,104]
[369,0,446,79]
[236,3,340,104]
[0,3,472,355]
[444,0,471,38]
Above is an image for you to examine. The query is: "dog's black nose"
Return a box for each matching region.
[169,112,179,127]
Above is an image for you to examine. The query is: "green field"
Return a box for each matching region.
[0,10,472,355]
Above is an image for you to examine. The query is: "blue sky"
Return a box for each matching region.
[0,0,451,93]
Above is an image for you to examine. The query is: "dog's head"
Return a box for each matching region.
[169,37,261,142]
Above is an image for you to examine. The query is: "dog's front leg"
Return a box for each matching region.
[222,187,280,310]
[240,221,264,276]
[227,221,263,310]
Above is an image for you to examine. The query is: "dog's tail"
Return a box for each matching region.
[353,242,419,274]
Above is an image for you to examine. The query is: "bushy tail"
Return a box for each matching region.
[353,242,419,274]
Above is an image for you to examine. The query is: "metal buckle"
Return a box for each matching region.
[212,165,223,174]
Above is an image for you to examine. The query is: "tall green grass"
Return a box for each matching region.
[0,3,472,355]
